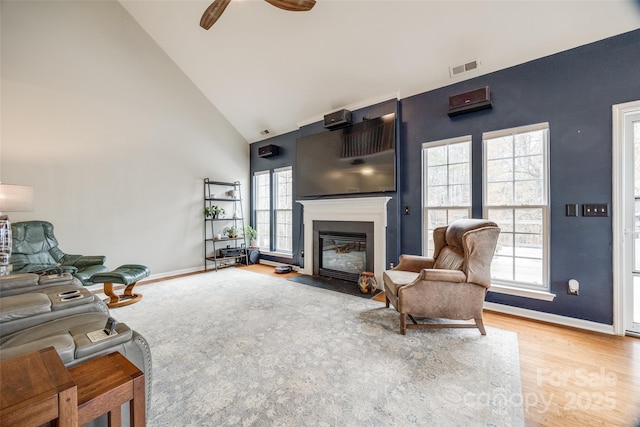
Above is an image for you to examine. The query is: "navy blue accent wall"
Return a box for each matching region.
[251,29,640,324]
[250,131,302,265]
[250,99,400,269]
[400,29,640,324]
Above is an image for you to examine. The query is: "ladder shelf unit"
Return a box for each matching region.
[203,179,248,271]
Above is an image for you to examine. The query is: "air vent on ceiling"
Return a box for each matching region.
[450,60,480,77]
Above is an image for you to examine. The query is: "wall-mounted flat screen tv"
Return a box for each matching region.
[296,112,396,198]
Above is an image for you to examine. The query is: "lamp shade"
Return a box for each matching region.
[0,184,35,212]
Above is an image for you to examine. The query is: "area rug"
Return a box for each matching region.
[112,268,524,426]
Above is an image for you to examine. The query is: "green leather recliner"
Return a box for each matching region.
[10,220,108,285]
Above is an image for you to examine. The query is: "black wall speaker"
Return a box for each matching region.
[258,144,279,158]
[324,109,353,129]
[447,86,492,117]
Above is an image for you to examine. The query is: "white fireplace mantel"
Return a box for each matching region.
[297,197,391,287]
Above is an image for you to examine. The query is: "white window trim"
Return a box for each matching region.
[259,250,295,259]
[421,135,472,150]
[612,100,640,335]
[488,283,556,301]
[273,166,293,254]
[273,166,292,174]
[483,122,552,296]
[483,122,550,140]
[422,135,472,255]
[254,167,293,255]
[254,170,271,247]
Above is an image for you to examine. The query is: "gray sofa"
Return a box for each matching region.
[0,271,80,296]
[0,272,152,424]
[0,274,108,336]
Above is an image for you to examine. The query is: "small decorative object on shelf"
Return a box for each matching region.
[203,205,225,219]
[213,206,225,219]
[245,225,258,247]
[358,271,377,294]
[223,226,239,239]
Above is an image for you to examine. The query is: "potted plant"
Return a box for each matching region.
[223,226,239,239]
[245,225,258,247]
[204,206,225,219]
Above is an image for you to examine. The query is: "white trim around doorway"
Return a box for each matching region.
[612,100,640,335]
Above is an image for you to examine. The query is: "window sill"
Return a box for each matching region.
[488,284,556,301]
[259,250,294,259]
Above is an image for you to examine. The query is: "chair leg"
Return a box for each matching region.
[475,317,487,335]
[103,282,120,306]
[400,312,407,335]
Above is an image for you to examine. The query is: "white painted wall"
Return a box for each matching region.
[0,1,249,277]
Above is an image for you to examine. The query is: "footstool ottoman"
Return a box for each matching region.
[90,264,150,308]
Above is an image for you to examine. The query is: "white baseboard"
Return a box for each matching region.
[483,302,617,335]
[83,267,205,292]
[142,266,205,283]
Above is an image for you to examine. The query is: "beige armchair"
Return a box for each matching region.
[383,218,500,335]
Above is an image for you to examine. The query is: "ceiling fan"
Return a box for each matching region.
[200,0,316,30]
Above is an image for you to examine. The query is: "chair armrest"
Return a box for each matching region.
[10,263,62,274]
[74,256,106,268]
[417,269,467,283]
[62,255,106,268]
[394,254,436,272]
[60,265,79,274]
[0,273,40,293]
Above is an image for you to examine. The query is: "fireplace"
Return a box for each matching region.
[298,197,390,288]
[314,221,374,282]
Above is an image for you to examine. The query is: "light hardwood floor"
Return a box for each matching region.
[481,311,639,427]
[139,264,640,426]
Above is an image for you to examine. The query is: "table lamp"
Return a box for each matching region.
[0,184,35,276]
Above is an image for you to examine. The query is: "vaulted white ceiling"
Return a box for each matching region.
[120,0,640,143]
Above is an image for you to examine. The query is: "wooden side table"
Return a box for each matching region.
[0,347,78,427]
[68,351,145,427]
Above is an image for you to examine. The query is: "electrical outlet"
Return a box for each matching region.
[403,205,410,215]
[568,279,579,295]
[582,203,608,217]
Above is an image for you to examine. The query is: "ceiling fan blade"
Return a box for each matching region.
[200,0,232,30]
[264,0,316,12]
